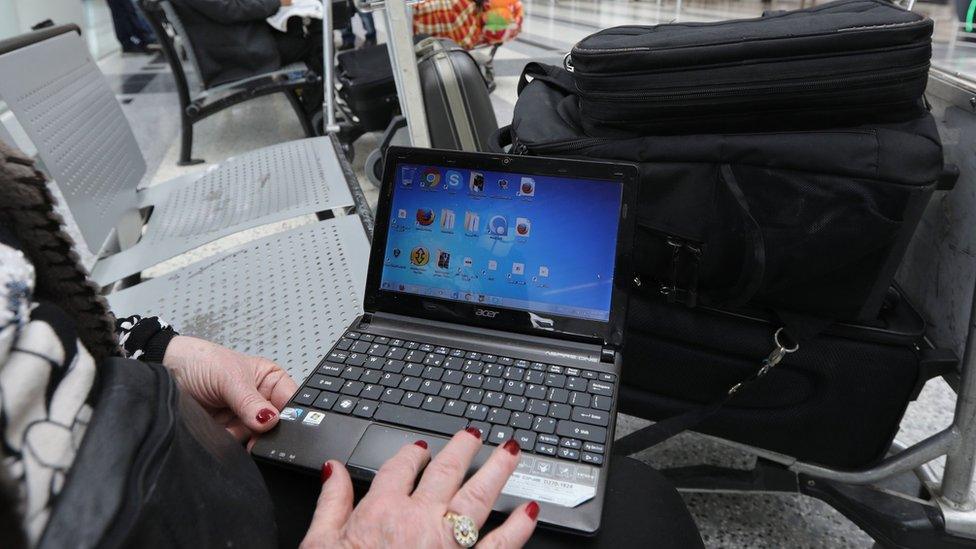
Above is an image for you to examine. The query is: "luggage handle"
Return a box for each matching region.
[517,62,576,96]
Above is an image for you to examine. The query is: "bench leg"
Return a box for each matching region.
[178,115,205,166]
[286,90,316,138]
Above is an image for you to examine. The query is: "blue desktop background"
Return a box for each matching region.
[379,163,623,321]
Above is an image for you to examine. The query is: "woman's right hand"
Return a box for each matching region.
[300,427,539,548]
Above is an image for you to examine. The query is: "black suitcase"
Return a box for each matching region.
[494,68,945,321]
[618,287,952,469]
[568,0,932,136]
[337,44,399,131]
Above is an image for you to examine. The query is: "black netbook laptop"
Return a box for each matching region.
[254,147,637,534]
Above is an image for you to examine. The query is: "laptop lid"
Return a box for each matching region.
[364,147,638,347]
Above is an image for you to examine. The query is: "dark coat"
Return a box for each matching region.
[169,0,282,87]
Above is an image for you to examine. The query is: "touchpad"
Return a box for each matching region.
[348,425,489,479]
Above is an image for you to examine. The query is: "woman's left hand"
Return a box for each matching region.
[162,335,298,445]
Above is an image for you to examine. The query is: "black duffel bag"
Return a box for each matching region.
[568,0,933,136]
[493,65,945,321]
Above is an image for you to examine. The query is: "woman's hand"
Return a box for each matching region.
[301,428,539,548]
[162,335,298,443]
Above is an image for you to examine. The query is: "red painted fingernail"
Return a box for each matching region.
[526,501,540,520]
[415,440,428,449]
[503,439,520,456]
[256,408,276,424]
[465,427,482,439]
[321,462,333,484]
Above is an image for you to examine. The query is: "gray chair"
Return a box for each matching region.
[0,25,354,287]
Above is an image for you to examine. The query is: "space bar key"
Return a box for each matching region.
[374,404,469,436]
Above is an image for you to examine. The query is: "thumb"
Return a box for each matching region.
[221,375,281,433]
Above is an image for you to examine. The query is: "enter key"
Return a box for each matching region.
[571,407,611,427]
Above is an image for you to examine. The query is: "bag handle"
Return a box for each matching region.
[517,62,576,95]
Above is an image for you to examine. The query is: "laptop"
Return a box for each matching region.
[254,146,638,534]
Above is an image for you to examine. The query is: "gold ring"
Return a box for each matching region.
[444,511,479,547]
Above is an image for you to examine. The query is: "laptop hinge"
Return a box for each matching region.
[600,346,616,364]
[358,313,373,331]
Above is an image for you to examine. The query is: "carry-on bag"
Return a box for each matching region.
[567,0,933,136]
[337,44,400,131]
[616,288,953,469]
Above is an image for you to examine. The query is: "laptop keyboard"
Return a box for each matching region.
[290,330,616,466]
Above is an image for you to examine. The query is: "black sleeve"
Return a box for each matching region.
[183,0,283,24]
[115,316,179,364]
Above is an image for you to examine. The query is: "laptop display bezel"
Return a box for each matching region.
[363,147,638,347]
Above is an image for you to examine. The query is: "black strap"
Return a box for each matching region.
[517,62,576,95]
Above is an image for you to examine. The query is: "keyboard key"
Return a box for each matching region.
[510,412,533,430]
[565,377,587,391]
[583,442,605,454]
[497,357,514,366]
[482,354,497,363]
[462,360,484,374]
[419,344,435,352]
[569,392,591,407]
[560,438,582,449]
[443,399,465,416]
[380,373,402,387]
[557,448,580,461]
[334,396,357,414]
[354,400,378,418]
[538,434,559,445]
[420,380,443,395]
[383,359,405,373]
[549,403,572,420]
[350,341,371,353]
[482,377,504,391]
[468,421,490,441]
[487,407,511,425]
[515,359,530,368]
[405,350,427,363]
[294,388,319,406]
[327,351,349,363]
[545,374,566,388]
[565,368,580,377]
[374,336,390,345]
[591,395,612,411]
[403,363,424,376]
[462,374,484,388]
[405,341,419,349]
[450,349,465,357]
[361,369,382,384]
[422,395,446,413]
[368,344,390,357]
[318,363,344,376]
[599,373,616,382]
[526,399,549,416]
[341,381,364,396]
[374,404,468,435]
[342,366,365,380]
[524,370,545,384]
[465,351,482,360]
[482,391,505,407]
[461,388,484,403]
[503,367,525,380]
[390,339,405,347]
[335,338,354,351]
[386,348,407,360]
[361,384,383,401]
[548,388,569,404]
[582,452,604,465]
[464,402,488,421]
[533,416,557,434]
[441,369,464,384]
[588,381,614,396]
[422,366,444,380]
[530,362,547,371]
[313,391,338,410]
[581,370,598,379]
[443,356,464,370]
[504,395,527,411]
[488,425,514,445]
[310,375,343,392]
[381,388,404,404]
[403,392,424,408]
[535,443,557,456]
[344,331,361,339]
[514,430,537,451]
[359,334,375,342]
[572,407,610,427]
[556,421,607,443]
[400,377,422,392]
[434,346,450,355]
[345,353,367,367]
[483,364,504,377]
[524,384,547,400]
[548,365,564,374]
[424,354,446,367]
[503,381,525,396]
[439,384,463,400]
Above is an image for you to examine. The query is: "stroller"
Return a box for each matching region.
[412,0,524,91]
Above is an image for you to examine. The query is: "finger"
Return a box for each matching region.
[302,461,355,547]
[253,358,299,411]
[220,374,281,433]
[476,501,540,549]
[413,427,483,503]
[450,439,521,526]
[368,440,431,496]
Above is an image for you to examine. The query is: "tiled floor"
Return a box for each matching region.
[43,0,974,546]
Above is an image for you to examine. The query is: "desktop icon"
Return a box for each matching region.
[498,178,509,190]
[421,167,441,189]
[464,211,480,233]
[463,257,474,267]
[438,251,451,269]
[393,248,401,258]
[445,170,463,189]
[470,172,485,193]
[488,215,508,236]
[488,259,498,271]
[518,177,536,197]
[401,167,414,188]
[441,209,456,230]
[515,217,531,237]
[398,209,407,219]
[410,246,430,266]
[539,265,549,277]
[512,262,525,275]
[416,208,435,226]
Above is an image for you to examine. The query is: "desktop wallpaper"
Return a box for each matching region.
[379,163,623,321]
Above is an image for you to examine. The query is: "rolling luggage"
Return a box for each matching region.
[567,0,933,136]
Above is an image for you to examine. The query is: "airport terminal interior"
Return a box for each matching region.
[4,0,976,547]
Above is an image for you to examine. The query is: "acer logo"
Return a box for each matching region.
[474,309,500,318]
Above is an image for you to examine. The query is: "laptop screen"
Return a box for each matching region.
[378,163,624,322]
